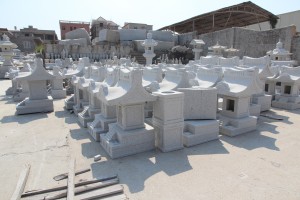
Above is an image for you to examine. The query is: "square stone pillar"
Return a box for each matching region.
[152,91,184,152]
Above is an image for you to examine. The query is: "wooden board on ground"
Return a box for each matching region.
[21,175,118,198]
[10,164,31,200]
[75,184,124,200]
[67,158,76,200]
[43,178,119,200]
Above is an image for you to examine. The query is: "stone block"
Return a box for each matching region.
[219,116,257,137]
[153,118,184,152]
[252,94,272,112]
[118,29,146,41]
[152,91,184,124]
[87,114,117,142]
[249,103,261,117]
[149,31,174,42]
[100,123,155,159]
[51,89,66,99]
[16,96,54,115]
[178,88,217,120]
[183,120,219,147]
[99,29,120,42]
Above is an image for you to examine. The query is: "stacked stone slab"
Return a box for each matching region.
[15,58,55,115]
[178,88,219,147]
[152,90,184,152]
[100,69,157,158]
[216,68,262,136]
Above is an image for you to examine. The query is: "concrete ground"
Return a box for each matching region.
[1,79,300,200]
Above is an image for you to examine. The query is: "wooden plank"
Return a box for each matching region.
[67,158,76,200]
[53,168,90,181]
[75,184,123,200]
[44,178,119,200]
[99,193,127,200]
[22,175,118,197]
[10,164,31,200]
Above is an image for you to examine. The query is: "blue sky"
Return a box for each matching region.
[1,0,300,39]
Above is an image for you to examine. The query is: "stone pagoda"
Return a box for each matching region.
[15,58,55,115]
[141,33,158,66]
[0,34,18,78]
[190,39,205,60]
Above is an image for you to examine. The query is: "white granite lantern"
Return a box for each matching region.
[271,66,300,110]
[15,58,55,115]
[224,46,240,58]
[0,34,18,78]
[216,68,262,136]
[190,39,205,60]
[267,39,296,67]
[207,41,226,57]
[100,69,157,158]
[141,33,158,66]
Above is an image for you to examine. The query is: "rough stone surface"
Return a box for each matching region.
[178,88,217,120]
[183,120,219,147]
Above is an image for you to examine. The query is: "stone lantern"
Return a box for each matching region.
[225,46,240,58]
[141,33,157,66]
[208,41,226,57]
[190,39,205,60]
[0,34,18,78]
[267,39,296,66]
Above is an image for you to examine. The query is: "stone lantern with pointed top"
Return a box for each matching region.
[0,34,18,78]
[190,39,205,60]
[141,33,158,66]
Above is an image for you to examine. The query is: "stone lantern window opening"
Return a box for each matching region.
[265,83,269,92]
[226,99,235,112]
[284,85,291,94]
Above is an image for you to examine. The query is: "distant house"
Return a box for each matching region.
[59,20,90,40]
[91,16,119,41]
[122,22,152,30]
[9,25,58,53]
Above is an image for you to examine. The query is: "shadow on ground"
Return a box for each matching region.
[0,112,48,124]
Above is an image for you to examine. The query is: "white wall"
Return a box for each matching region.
[245,10,300,32]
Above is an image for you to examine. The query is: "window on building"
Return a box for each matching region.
[100,23,103,27]
[23,41,31,49]
[0,48,2,52]
[25,33,29,37]
[276,82,281,86]
[62,26,65,30]
[134,27,137,29]
[74,27,76,29]
[226,99,235,112]
[70,27,73,31]
[284,85,291,94]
